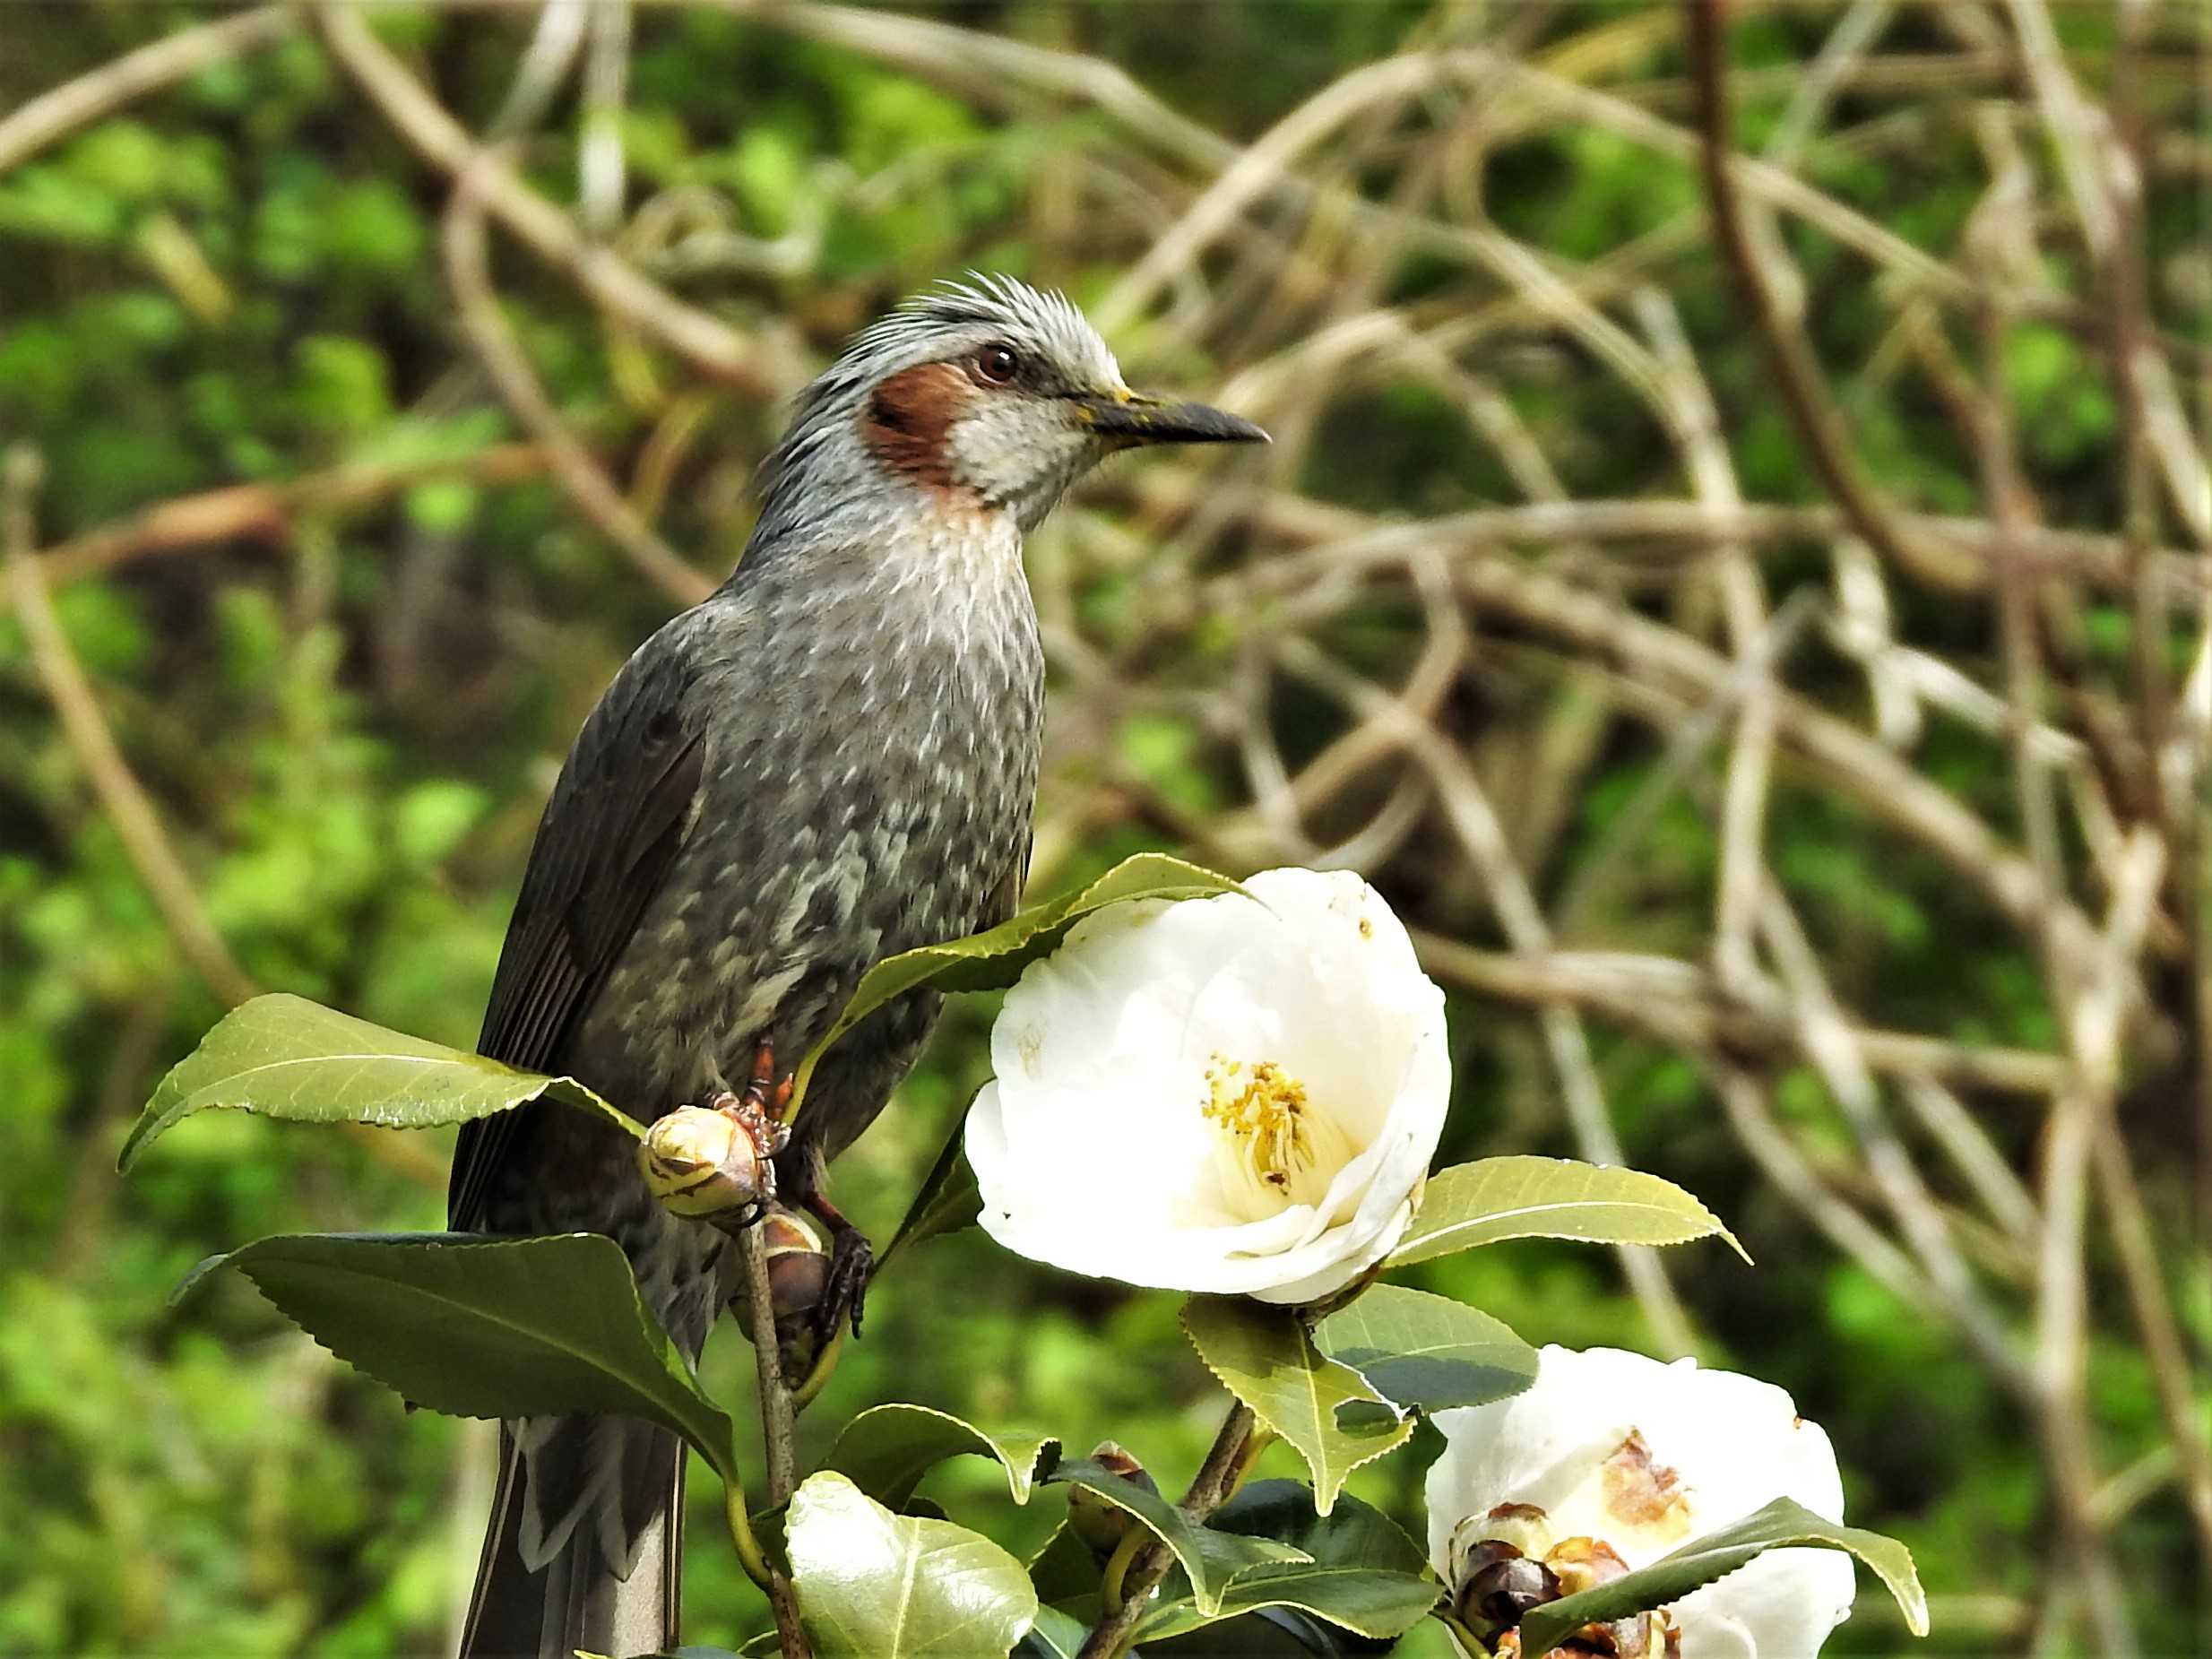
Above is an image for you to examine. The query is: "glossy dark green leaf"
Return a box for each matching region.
[1025,1523,1101,1604]
[825,1402,1059,1509]
[876,1108,982,1273]
[119,993,637,1171]
[1011,1604,1090,1659]
[182,1232,739,1477]
[1133,1562,1440,1646]
[1180,1299,1412,1515]
[1139,1484,1439,1650]
[1516,1496,1927,1656]
[1209,1481,1430,1576]
[785,1471,1039,1659]
[1044,1456,1304,1615]
[1387,1157,1746,1267]
[789,853,1245,1116]
[1314,1286,1538,1416]
[1143,1606,1372,1658]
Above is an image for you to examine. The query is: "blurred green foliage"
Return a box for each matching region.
[2,4,2204,1656]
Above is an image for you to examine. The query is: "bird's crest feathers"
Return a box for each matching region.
[747,273,1119,539]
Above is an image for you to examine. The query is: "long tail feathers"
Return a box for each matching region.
[460,1418,683,1659]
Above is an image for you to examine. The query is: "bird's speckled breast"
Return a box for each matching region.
[572,514,1044,1144]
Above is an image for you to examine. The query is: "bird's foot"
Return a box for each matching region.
[804,1189,873,1341]
[698,1086,790,1199]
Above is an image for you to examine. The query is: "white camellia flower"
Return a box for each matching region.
[964,867,1449,1303]
[1428,1345,1857,1657]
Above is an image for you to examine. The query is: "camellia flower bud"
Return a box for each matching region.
[639,1097,785,1222]
[1427,1347,1856,1658]
[732,1206,832,1378]
[1066,1441,1159,1560]
[965,868,1449,1303]
[1453,1544,1560,1644]
[1447,1504,1562,1644]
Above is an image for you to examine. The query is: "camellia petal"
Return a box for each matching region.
[1426,1345,1858,1656]
[965,868,1450,1304]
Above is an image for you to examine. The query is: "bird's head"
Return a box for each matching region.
[756,275,1267,537]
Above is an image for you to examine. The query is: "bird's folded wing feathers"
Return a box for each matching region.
[449,638,707,1231]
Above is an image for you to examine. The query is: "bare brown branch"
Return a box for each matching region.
[0,6,297,177]
[443,158,713,607]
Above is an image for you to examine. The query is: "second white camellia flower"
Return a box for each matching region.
[1428,1345,1858,1657]
[964,867,1449,1304]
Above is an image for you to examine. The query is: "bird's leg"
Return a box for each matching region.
[739,1039,796,1122]
[807,1187,873,1340]
[741,1036,871,1337]
[775,1136,874,1341]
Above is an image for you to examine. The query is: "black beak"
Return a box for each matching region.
[1075,394,1270,446]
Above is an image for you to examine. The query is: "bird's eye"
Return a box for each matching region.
[971,342,1020,386]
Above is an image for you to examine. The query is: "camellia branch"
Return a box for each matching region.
[737,1218,810,1659]
[638,1106,810,1653]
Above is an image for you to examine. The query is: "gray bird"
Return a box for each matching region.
[453,275,1266,1659]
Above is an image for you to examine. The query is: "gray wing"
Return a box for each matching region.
[450,635,706,1231]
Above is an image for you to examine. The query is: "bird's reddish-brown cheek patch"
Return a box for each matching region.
[862,362,977,500]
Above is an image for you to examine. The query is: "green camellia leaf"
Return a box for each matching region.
[825,1403,1060,1508]
[1011,1604,1091,1659]
[1145,1483,1439,1643]
[876,1109,983,1273]
[1314,1285,1539,1416]
[1024,1523,1102,1604]
[1209,1481,1430,1576]
[1132,1560,1440,1646]
[1179,1299,1413,1516]
[1142,1605,1370,1656]
[784,1471,1039,1659]
[1387,1156,1747,1267]
[1516,1496,1928,1657]
[1045,1456,1306,1615]
[789,853,1245,1116]
[180,1232,740,1479]
[118,993,638,1172]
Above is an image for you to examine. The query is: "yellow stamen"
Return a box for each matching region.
[1212,1057,1309,1203]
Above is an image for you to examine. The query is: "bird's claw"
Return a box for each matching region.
[818,1227,873,1341]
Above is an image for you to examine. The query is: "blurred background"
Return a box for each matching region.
[1,2,2205,1655]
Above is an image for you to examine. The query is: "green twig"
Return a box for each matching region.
[791,1324,845,1413]
[1096,1525,1148,1616]
[721,1481,773,1591]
